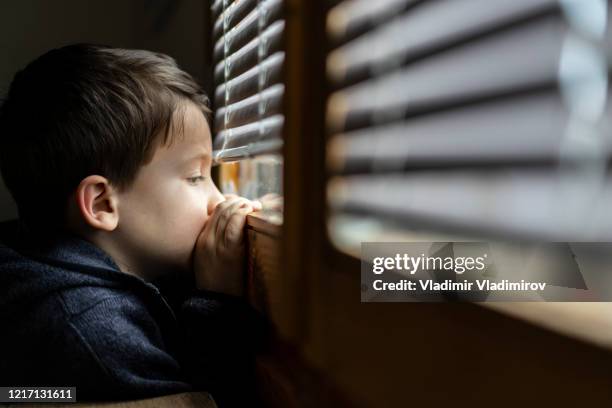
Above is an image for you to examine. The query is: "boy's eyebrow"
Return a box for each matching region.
[183,152,211,166]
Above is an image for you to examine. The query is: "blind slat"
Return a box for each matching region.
[327,0,421,45]
[328,170,612,240]
[214,20,284,85]
[327,0,560,86]
[213,0,283,62]
[211,0,224,20]
[327,14,569,133]
[213,0,258,40]
[214,84,284,132]
[327,91,578,173]
[214,52,284,107]
[214,139,283,163]
[214,115,283,151]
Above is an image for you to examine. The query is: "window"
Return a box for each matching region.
[202,1,612,406]
[210,0,285,220]
[325,0,611,252]
[203,1,612,405]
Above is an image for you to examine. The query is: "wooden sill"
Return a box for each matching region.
[484,302,612,350]
[246,211,282,237]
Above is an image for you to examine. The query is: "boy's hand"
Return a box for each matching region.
[193,194,262,297]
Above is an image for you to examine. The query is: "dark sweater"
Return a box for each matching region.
[0,220,267,407]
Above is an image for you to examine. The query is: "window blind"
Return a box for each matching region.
[211,0,285,163]
[326,0,611,241]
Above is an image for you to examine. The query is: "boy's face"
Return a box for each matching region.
[113,102,224,277]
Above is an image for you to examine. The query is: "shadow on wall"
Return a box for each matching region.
[0,0,207,222]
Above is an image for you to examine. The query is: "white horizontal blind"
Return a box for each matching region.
[211,0,285,163]
[326,0,612,240]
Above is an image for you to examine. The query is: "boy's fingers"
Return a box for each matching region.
[230,196,262,211]
[205,198,244,241]
[219,202,257,249]
[214,199,253,240]
[203,196,260,246]
[210,199,245,237]
[219,194,261,211]
[223,209,250,249]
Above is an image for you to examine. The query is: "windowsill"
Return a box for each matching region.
[485,302,612,350]
[246,211,282,237]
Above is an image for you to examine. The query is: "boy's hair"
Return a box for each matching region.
[0,44,210,233]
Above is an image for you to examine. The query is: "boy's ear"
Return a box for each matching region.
[75,175,119,232]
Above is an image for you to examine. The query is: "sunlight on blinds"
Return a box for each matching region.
[326,0,611,242]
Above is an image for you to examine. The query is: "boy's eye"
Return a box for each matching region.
[187,175,206,184]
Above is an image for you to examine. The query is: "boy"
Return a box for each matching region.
[0,44,267,407]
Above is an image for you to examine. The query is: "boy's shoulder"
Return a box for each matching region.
[0,219,165,324]
[0,277,185,400]
[56,284,134,318]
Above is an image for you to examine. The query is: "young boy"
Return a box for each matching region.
[0,44,266,407]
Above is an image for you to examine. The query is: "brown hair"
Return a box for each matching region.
[0,44,210,232]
